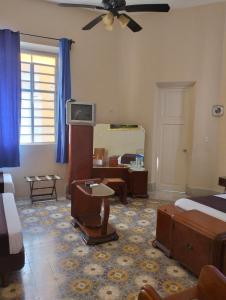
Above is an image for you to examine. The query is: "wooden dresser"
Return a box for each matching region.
[154,204,226,276]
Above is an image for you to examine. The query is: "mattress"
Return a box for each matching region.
[188,194,226,213]
[0,193,23,255]
[0,172,15,194]
[175,197,226,222]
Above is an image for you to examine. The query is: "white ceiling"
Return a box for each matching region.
[47,0,226,9]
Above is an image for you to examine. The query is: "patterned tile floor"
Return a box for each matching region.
[0,197,196,300]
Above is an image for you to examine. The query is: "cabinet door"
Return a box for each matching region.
[129,171,148,197]
[172,221,211,276]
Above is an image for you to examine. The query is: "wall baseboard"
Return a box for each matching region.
[148,182,156,193]
[15,196,67,203]
[186,185,220,197]
[148,182,222,198]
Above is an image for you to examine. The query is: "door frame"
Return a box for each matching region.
[151,81,195,192]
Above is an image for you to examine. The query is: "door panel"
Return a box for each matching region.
[157,87,190,192]
[160,124,186,189]
[162,89,185,119]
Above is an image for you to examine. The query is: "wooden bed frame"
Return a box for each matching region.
[0,172,15,194]
[0,248,25,287]
[0,192,25,287]
[153,204,226,276]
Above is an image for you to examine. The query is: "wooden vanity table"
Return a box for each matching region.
[92,123,148,198]
[71,179,119,245]
[92,166,148,198]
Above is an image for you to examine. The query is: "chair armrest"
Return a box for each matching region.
[164,287,197,300]
[71,178,101,186]
[138,285,162,300]
[197,265,226,300]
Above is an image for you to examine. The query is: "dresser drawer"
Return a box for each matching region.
[172,221,211,276]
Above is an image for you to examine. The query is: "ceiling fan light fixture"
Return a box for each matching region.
[104,24,114,31]
[102,12,114,26]
[118,14,129,28]
[59,1,170,32]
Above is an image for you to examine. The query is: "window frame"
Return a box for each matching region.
[20,48,58,145]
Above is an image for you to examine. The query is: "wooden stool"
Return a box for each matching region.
[103,178,128,204]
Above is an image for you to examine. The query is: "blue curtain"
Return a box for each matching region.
[0,29,21,167]
[56,38,72,163]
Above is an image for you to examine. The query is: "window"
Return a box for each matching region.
[20,51,57,144]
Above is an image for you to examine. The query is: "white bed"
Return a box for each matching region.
[175,194,226,222]
[3,173,15,194]
[1,193,23,254]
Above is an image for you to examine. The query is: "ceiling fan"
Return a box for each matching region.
[59,0,170,32]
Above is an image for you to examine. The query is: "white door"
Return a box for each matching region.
[156,85,191,192]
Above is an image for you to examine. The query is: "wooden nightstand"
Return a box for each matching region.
[128,169,148,198]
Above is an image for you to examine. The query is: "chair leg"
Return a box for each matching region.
[1,272,9,287]
[120,185,128,204]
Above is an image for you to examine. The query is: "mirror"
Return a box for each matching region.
[93,124,145,167]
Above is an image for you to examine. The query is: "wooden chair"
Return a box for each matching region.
[71,178,102,225]
[138,265,226,300]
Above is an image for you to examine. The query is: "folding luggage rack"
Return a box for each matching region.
[25,175,61,203]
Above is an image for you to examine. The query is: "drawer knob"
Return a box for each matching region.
[186,243,193,251]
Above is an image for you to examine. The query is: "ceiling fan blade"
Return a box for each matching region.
[59,3,105,10]
[125,4,170,12]
[82,14,106,30]
[121,14,142,32]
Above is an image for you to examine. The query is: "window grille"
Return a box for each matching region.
[20,51,57,144]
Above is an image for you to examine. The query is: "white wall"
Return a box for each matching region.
[0,0,126,198]
[2,145,68,198]
[216,5,226,191]
[118,3,225,192]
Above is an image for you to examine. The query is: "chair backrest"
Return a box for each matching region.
[71,178,101,219]
[197,265,226,300]
[137,265,226,300]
